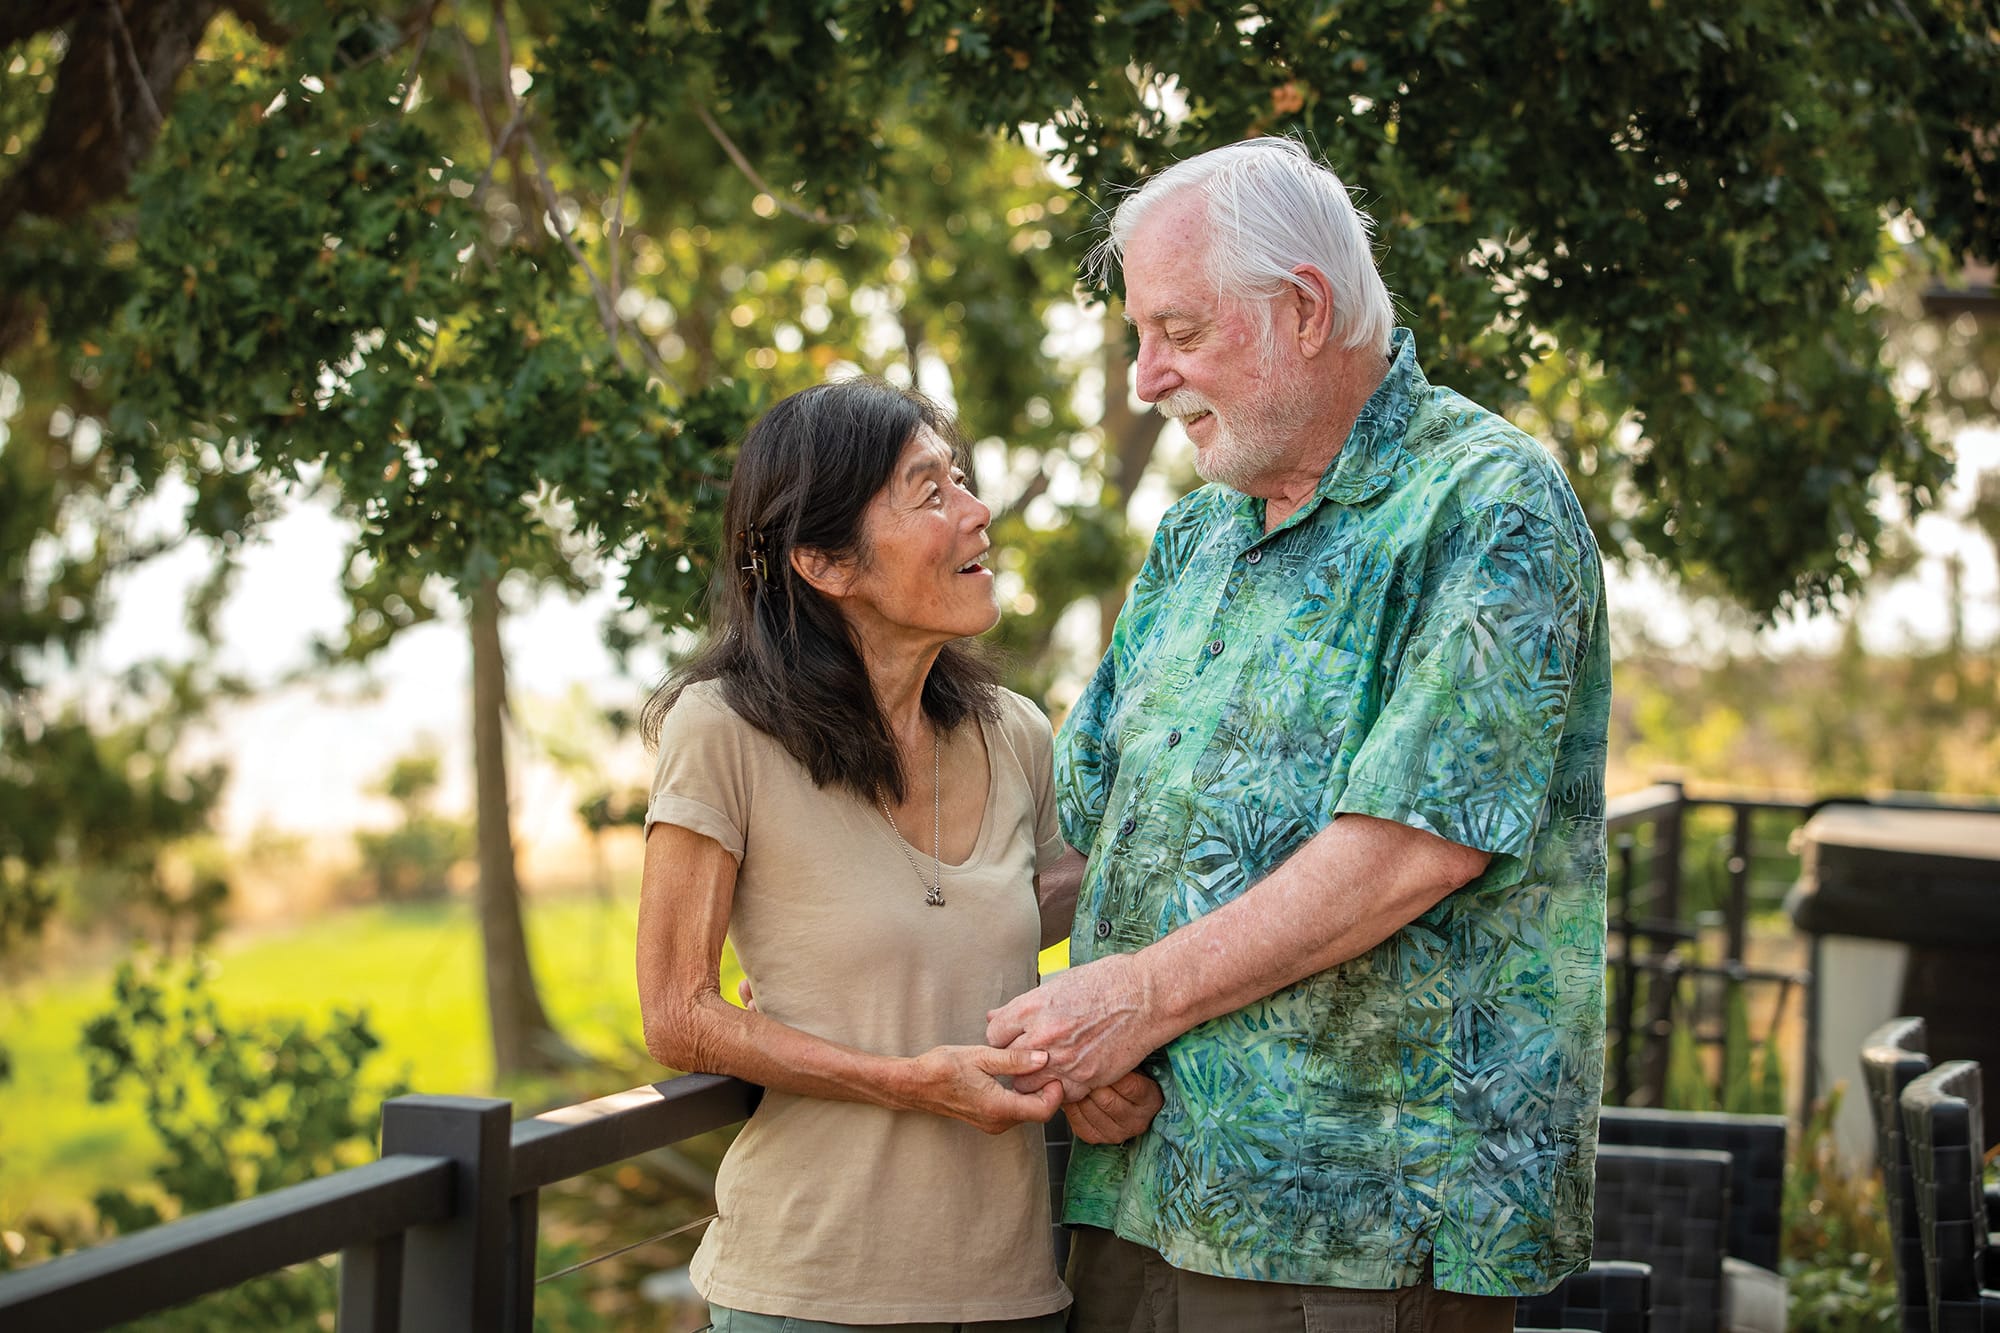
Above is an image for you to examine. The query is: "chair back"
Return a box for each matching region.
[1516,1259,1653,1333]
[1862,1015,1933,1332]
[1901,1060,1998,1333]
[1598,1107,1786,1273]
[1592,1144,1733,1333]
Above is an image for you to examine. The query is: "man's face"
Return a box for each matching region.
[1120,193,1318,494]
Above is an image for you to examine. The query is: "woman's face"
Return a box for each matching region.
[825,425,997,657]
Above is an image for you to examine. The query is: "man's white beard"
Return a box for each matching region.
[1161,365,1318,494]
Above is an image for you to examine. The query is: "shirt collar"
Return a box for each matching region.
[1227,327,1424,539]
[1316,326,1422,508]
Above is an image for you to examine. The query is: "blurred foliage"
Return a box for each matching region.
[0,953,409,1327]
[353,744,473,903]
[0,0,1992,964]
[79,954,402,1222]
[1783,1089,1900,1333]
[1614,638,2000,797]
[1649,988,1789,1117]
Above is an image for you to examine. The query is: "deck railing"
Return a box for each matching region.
[0,1075,758,1332]
[1603,782,1812,1112]
[6,781,1995,1329]
[1604,781,2000,1114]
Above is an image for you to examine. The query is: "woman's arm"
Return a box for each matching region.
[637,821,1065,1135]
[1033,845,1088,950]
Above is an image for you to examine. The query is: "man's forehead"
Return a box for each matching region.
[1119,199,1216,323]
[1121,261,1218,328]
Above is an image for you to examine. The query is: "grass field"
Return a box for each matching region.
[0,888,722,1227]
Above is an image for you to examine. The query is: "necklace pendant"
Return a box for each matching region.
[924,885,946,907]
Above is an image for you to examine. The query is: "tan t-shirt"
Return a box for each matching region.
[646,680,1070,1323]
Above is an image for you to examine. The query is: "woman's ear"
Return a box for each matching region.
[790,545,851,598]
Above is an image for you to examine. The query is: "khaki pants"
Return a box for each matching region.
[1064,1228,1518,1333]
[707,1304,1068,1333]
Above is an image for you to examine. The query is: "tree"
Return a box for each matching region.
[354,744,473,902]
[0,0,1095,1078]
[2,0,1994,1076]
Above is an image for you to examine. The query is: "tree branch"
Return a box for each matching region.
[607,117,644,302]
[397,0,443,112]
[0,0,225,359]
[102,0,166,127]
[0,0,219,236]
[488,4,666,378]
[995,467,1053,526]
[692,101,847,226]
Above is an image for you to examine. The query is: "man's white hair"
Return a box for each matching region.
[1086,136,1395,360]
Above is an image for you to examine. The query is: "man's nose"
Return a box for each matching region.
[965,491,992,531]
[1133,341,1178,403]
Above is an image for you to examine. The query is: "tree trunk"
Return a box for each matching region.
[469,575,568,1079]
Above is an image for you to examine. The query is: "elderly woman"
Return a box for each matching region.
[637,378,1159,1333]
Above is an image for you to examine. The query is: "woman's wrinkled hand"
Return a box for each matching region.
[1062,1070,1164,1145]
[906,1044,1066,1135]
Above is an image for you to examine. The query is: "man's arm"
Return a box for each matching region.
[1033,845,1088,950]
[989,812,1489,1098]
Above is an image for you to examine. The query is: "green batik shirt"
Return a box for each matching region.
[1055,328,1610,1297]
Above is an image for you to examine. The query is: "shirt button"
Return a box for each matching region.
[1167,730,1181,747]
[1095,919,1112,940]
[1207,638,1224,656]
[1246,549,1263,565]
[1118,817,1137,836]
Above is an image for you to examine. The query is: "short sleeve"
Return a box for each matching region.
[645,684,752,859]
[1020,698,1067,873]
[1336,501,1599,888]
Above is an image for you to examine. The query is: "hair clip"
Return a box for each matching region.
[736,528,771,585]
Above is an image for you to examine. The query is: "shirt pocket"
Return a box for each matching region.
[1194,629,1364,819]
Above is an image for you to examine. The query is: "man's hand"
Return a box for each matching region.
[1064,1070,1164,1144]
[986,952,1161,1100]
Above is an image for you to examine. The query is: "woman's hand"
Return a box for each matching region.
[903,1045,1067,1134]
[1062,1070,1164,1145]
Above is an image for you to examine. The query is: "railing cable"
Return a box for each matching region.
[534,1212,717,1285]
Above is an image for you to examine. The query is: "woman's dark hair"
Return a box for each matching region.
[641,377,998,802]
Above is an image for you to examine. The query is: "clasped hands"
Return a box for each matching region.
[986,952,1166,1145]
[734,973,1160,1142]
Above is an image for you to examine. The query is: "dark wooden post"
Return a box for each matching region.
[1637,781,1686,1104]
[1612,831,1639,1105]
[506,1190,538,1331]
[381,1095,512,1332]
[1725,804,1753,966]
[337,1232,403,1333]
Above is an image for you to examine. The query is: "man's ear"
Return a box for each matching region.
[791,545,851,598]
[1287,264,1336,359]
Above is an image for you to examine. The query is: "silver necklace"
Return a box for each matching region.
[876,727,943,906]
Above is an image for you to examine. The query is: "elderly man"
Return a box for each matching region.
[988,137,1611,1331]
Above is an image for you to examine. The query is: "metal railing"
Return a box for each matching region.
[0,1074,759,1332]
[1604,782,1813,1112]
[1604,781,2000,1114]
